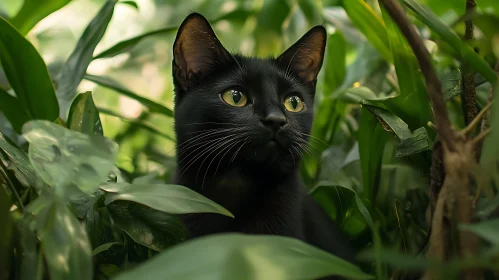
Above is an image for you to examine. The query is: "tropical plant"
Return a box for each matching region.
[0,0,498,279]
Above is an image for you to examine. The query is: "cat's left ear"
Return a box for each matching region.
[277,26,327,85]
[173,13,231,91]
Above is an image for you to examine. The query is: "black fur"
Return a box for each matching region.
[171,13,355,264]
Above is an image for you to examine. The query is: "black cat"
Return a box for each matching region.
[171,13,354,263]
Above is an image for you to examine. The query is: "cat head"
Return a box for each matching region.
[172,13,326,175]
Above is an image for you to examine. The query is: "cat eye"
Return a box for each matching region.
[221,89,248,107]
[284,95,304,112]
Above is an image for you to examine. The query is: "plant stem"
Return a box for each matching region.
[462,0,478,125]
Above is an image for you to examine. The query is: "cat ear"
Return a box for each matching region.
[173,13,231,91]
[277,26,327,85]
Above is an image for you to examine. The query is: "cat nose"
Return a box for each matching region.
[261,113,287,131]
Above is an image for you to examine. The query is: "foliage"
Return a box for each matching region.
[0,0,498,279]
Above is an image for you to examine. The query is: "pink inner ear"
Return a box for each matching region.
[278,27,326,84]
[173,15,230,86]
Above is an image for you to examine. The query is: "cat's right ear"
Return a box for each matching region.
[173,13,231,91]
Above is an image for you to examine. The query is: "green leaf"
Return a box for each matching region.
[9,0,72,35]
[67,91,103,135]
[84,74,173,117]
[55,0,118,118]
[358,108,388,201]
[92,242,119,256]
[323,31,347,96]
[310,181,375,231]
[98,107,174,141]
[113,233,373,280]
[480,83,499,188]
[342,0,392,63]
[15,216,40,280]
[22,120,118,195]
[403,0,498,84]
[364,105,431,157]
[0,88,31,133]
[101,183,234,218]
[440,69,462,102]
[107,201,187,251]
[459,219,499,245]
[28,195,93,280]
[0,17,59,121]
[0,132,42,189]
[395,127,431,157]
[380,7,433,132]
[119,1,138,10]
[93,27,176,59]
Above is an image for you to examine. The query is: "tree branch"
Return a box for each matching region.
[462,0,478,125]
[380,0,456,151]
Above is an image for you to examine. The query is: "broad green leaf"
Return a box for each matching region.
[323,31,346,97]
[459,219,499,245]
[55,0,117,118]
[310,181,374,231]
[101,183,234,218]
[0,17,59,121]
[15,216,40,280]
[114,234,372,280]
[67,91,103,135]
[83,200,124,257]
[107,201,187,251]
[9,0,72,35]
[22,120,118,195]
[440,69,462,102]
[98,107,174,141]
[395,127,431,157]
[403,0,498,84]
[342,0,392,63]
[92,242,119,256]
[84,74,173,117]
[381,7,433,132]
[0,88,30,133]
[332,86,389,104]
[93,27,176,59]
[28,195,92,280]
[358,108,388,201]
[0,132,42,189]
[364,105,431,157]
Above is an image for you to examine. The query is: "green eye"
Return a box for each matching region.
[222,89,247,107]
[284,95,304,112]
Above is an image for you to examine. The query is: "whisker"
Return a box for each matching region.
[230,139,249,164]
[213,137,249,180]
[199,136,246,189]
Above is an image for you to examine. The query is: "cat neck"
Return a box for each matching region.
[174,157,302,214]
